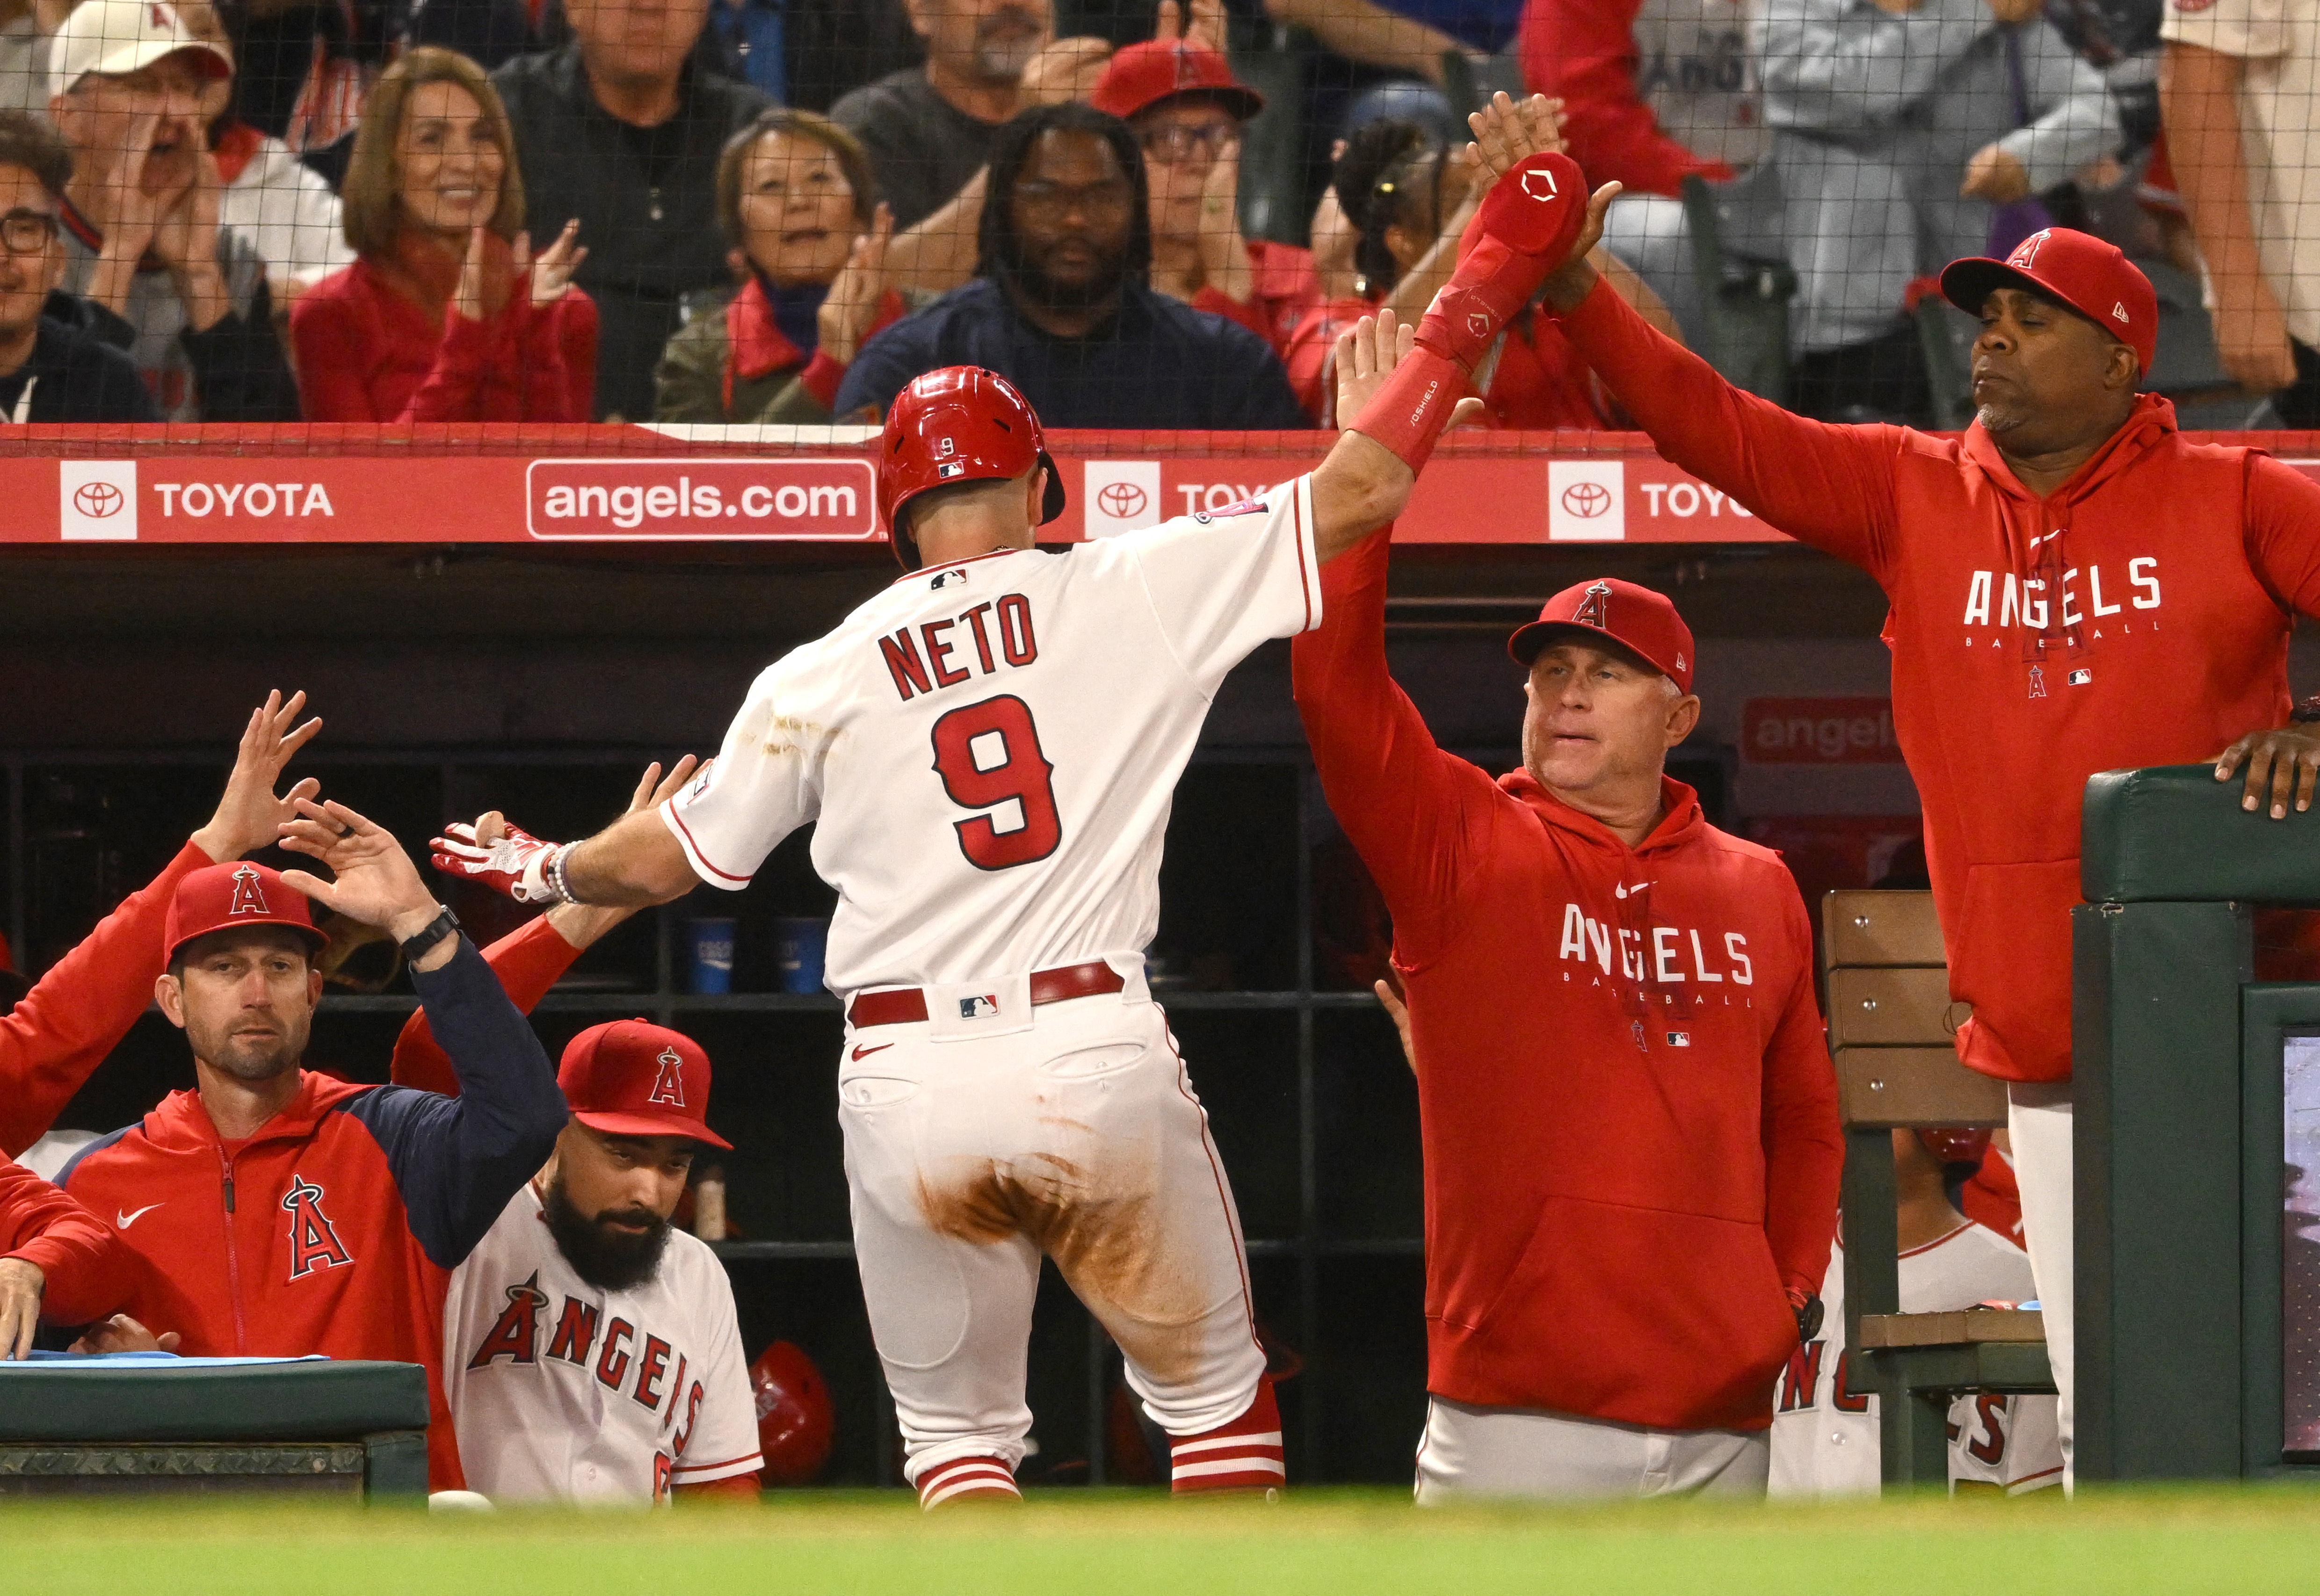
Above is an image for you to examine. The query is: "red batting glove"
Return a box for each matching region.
[431,820,569,905]
[1350,150,1588,470]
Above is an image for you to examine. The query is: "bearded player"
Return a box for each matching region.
[432,93,1584,1507]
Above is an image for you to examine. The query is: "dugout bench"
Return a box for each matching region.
[1823,890,2057,1488]
[0,1357,428,1501]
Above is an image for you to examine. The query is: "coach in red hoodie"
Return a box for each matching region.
[1294,556,1842,1499]
[58,801,566,1490]
[1528,99,2320,1475]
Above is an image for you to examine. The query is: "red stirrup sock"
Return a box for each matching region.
[1349,150,1588,472]
[1169,1381,1286,1494]
[915,1454,1023,1509]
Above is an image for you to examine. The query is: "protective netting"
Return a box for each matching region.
[0,0,2290,452]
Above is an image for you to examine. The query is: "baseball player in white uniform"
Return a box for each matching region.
[445,1020,761,1502]
[1770,1131,2062,1497]
[430,102,1590,1506]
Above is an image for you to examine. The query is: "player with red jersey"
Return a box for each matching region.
[1529,123,2320,1480]
[433,97,1589,1509]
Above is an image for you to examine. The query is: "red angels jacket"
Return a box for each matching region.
[1556,279,2320,1083]
[1,841,213,1158]
[57,940,567,1488]
[0,1156,135,1324]
[1292,532,1843,1432]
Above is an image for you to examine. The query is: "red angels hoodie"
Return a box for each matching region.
[1555,279,2320,1083]
[1292,530,1842,1432]
[58,939,566,1488]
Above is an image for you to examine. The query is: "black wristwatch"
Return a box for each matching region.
[1793,1293,1825,1342]
[2292,696,2320,725]
[399,905,461,964]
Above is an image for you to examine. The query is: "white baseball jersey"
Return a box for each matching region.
[660,479,1322,996]
[1769,1226,2063,1497]
[443,1183,762,1502]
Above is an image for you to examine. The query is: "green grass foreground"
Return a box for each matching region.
[7,1485,2320,1594]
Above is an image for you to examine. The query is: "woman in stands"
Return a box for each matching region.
[1283,117,1678,426]
[654,109,924,425]
[290,48,596,423]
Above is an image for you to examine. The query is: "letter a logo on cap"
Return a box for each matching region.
[227,863,269,916]
[1573,580,1612,629]
[648,1047,687,1108]
[2010,230,2050,269]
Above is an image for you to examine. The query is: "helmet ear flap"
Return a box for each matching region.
[1037,452,1066,525]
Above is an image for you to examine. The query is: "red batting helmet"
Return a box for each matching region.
[750,1340,834,1485]
[877,366,1066,568]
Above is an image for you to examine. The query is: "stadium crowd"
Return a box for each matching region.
[0,0,2288,430]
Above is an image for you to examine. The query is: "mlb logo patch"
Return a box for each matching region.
[932,568,968,589]
[959,994,1000,1019]
[937,461,966,479]
[1666,1032,1691,1048]
[2067,668,2092,686]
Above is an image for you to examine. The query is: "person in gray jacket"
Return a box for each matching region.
[1756,0,2118,421]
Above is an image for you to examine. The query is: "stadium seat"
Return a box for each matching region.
[1679,174,1794,404]
[1823,889,2058,1488]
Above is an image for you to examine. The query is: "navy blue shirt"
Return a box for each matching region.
[834,277,1311,431]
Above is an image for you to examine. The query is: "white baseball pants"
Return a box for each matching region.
[1414,1398,1770,1502]
[2008,1080,2074,1491]
[838,990,1268,1485]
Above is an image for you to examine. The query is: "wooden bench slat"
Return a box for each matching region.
[1823,890,1947,967]
[1836,1048,2010,1128]
[1856,1309,2045,1348]
[1826,966,1963,1048]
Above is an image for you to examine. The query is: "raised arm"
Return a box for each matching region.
[393,760,693,1092]
[0,693,320,1157]
[279,798,567,1267]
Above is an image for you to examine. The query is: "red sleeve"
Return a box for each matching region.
[1518,0,1728,200]
[2243,454,2320,621]
[796,350,847,410]
[389,914,586,1095]
[290,280,493,423]
[559,290,600,421]
[0,841,210,1159]
[520,289,599,423]
[1757,890,1843,1301]
[674,1471,762,1500]
[1290,530,1504,960]
[0,1158,135,1324]
[1555,276,1903,577]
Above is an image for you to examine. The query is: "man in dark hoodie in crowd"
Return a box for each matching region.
[0,111,157,422]
[833,100,1307,429]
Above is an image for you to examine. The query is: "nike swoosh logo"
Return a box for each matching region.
[116,1204,163,1229]
[850,1043,894,1061]
[1615,881,1654,899]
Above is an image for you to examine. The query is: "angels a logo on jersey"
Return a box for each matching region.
[282,1176,354,1279]
[467,1271,550,1368]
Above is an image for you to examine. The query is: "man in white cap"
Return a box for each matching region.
[45,0,298,419]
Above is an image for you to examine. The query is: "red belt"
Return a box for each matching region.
[846,960,1127,1029]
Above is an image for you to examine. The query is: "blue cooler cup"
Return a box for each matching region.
[685,917,738,995]
[773,916,829,994]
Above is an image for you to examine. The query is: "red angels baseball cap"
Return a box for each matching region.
[165,861,326,963]
[1090,40,1264,123]
[1938,227,2157,374]
[1508,577,1696,693]
[558,1020,732,1150]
